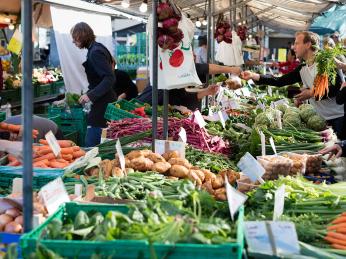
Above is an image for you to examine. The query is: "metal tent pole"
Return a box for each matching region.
[163,90,169,139]
[151,0,158,150]
[22,0,33,232]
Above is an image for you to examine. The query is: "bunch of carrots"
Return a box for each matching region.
[312,73,329,101]
[0,122,39,138]
[6,139,86,169]
[324,212,346,250]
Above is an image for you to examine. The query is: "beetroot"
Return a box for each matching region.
[162,18,179,32]
[158,34,175,50]
[170,28,184,43]
[157,3,174,21]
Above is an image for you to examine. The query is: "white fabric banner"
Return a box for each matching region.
[50,6,113,94]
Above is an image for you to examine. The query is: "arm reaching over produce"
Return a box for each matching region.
[0,140,24,161]
[319,143,344,159]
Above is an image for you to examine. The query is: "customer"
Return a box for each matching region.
[272,49,300,74]
[195,35,208,64]
[241,31,345,138]
[71,22,116,147]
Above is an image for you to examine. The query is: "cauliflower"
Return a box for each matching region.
[299,106,317,123]
[283,114,302,128]
[307,115,326,131]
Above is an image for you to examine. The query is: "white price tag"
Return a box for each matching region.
[270,221,300,255]
[244,222,274,256]
[193,110,207,128]
[268,86,273,97]
[45,131,61,157]
[74,184,83,197]
[248,79,255,86]
[273,184,285,220]
[218,111,226,129]
[269,137,277,155]
[216,87,224,103]
[275,110,282,129]
[242,87,251,97]
[274,99,288,107]
[235,123,252,133]
[237,152,265,184]
[39,177,70,215]
[225,176,247,221]
[12,178,23,194]
[178,127,187,143]
[116,139,125,172]
[155,140,185,158]
[234,88,243,96]
[260,131,266,157]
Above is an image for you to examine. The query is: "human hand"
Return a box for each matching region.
[240,71,260,81]
[206,85,220,96]
[319,144,343,160]
[79,94,90,104]
[117,93,127,100]
[4,141,24,161]
[295,88,313,102]
[230,67,242,76]
[334,57,345,70]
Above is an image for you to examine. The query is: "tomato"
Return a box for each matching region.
[160,61,163,70]
[169,49,184,67]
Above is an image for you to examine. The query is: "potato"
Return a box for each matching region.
[202,180,214,195]
[113,157,120,167]
[187,170,202,186]
[147,153,166,163]
[112,167,124,177]
[100,159,113,178]
[130,156,154,171]
[167,176,179,180]
[125,168,135,174]
[214,188,227,201]
[141,149,153,157]
[162,150,180,161]
[126,150,144,160]
[189,169,205,182]
[86,167,99,177]
[168,158,192,168]
[220,169,240,185]
[203,169,216,182]
[212,175,224,189]
[169,165,189,178]
[152,162,171,174]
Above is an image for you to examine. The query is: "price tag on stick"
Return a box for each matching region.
[218,111,226,129]
[269,137,277,155]
[45,130,61,157]
[273,184,285,221]
[116,139,125,172]
[178,127,187,143]
[193,110,207,128]
[260,131,266,157]
[225,176,247,221]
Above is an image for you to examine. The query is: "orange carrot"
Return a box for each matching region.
[49,161,68,168]
[8,160,21,166]
[8,154,17,162]
[39,139,49,145]
[332,217,346,225]
[341,212,346,217]
[36,146,52,156]
[60,147,74,154]
[33,153,55,163]
[327,231,346,240]
[325,236,346,246]
[33,159,50,168]
[62,154,73,161]
[72,146,80,151]
[328,223,346,231]
[73,150,86,158]
[39,139,74,148]
[56,158,70,164]
[331,244,346,250]
[336,228,346,234]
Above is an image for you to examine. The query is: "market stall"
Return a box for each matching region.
[1,0,346,258]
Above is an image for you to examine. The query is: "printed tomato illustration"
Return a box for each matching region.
[160,61,163,70]
[169,49,184,67]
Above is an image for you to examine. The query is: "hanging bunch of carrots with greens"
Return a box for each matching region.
[313,44,346,100]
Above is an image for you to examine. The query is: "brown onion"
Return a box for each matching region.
[4,221,22,233]
[15,215,23,225]
[0,214,13,226]
[5,208,21,218]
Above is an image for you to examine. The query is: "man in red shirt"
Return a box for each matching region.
[273,49,300,74]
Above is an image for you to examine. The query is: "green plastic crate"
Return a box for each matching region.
[34,83,53,97]
[129,98,152,115]
[0,89,21,103]
[48,106,85,121]
[104,99,142,121]
[63,131,79,146]
[52,80,65,95]
[20,203,150,259]
[20,202,244,259]
[0,111,5,122]
[35,114,61,128]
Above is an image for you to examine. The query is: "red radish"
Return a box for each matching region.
[157,3,174,21]
[158,34,175,50]
[169,49,184,67]
[162,18,179,32]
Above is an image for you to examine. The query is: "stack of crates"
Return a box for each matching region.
[48,105,86,146]
[0,111,5,122]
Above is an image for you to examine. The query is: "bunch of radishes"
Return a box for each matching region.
[237,25,247,41]
[214,21,232,44]
[157,2,184,50]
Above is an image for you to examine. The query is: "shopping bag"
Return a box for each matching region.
[148,12,202,90]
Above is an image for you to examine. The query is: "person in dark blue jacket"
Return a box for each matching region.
[71,22,116,147]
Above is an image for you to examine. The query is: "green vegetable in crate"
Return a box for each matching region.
[65,92,81,107]
[299,104,317,123]
[254,111,275,128]
[283,113,302,128]
[307,115,326,131]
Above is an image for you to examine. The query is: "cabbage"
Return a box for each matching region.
[283,114,302,128]
[255,112,275,128]
[276,104,288,114]
[299,106,317,123]
[299,103,314,111]
[285,107,300,115]
[307,115,326,131]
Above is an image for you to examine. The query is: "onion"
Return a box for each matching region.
[217,27,225,35]
[170,29,184,43]
[162,18,179,33]
[216,35,224,43]
[0,214,13,226]
[224,30,232,38]
[157,2,174,21]
[15,215,23,225]
[158,34,175,50]
[5,208,21,218]
[4,221,22,233]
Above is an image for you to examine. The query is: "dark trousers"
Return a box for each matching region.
[85,126,102,147]
[327,116,345,139]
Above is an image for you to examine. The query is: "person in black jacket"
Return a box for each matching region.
[241,31,345,138]
[71,22,116,147]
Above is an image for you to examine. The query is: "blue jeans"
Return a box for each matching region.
[85,126,102,147]
[327,116,344,139]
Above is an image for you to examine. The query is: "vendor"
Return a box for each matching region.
[319,141,346,158]
[272,49,300,74]
[241,31,345,138]
[137,63,241,110]
[1,115,63,141]
[111,58,138,101]
[71,22,116,147]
